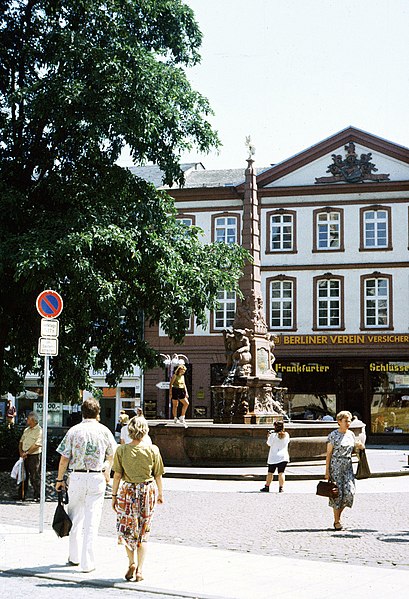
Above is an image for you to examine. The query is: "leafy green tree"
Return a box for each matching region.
[0,0,248,398]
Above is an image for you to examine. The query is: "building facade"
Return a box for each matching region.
[140,128,409,441]
[2,366,141,432]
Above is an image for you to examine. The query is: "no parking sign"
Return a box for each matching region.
[36,290,63,319]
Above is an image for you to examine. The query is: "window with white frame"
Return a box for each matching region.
[214,290,236,329]
[364,278,389,327]
[214,216,238,244]
[179,217,193,227]
[317,279,341,328]
[317,211,340,250]
[363,210,388,248]
[270,280,293,328]
[270,213,294,251]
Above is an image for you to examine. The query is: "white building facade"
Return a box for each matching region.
[141,128,409,441]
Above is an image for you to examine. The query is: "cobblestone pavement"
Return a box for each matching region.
[1,476,408,572]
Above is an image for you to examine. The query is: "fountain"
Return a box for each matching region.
[147,148,364,465]
[212,147,287,425]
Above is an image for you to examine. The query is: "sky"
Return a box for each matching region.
[119,0,409,171]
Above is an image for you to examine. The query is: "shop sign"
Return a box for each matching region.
[33,402,63,413]
[275,333,409,346]
[369,362,409,372]
[275,362,330,374]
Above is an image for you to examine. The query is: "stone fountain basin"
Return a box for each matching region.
[148,421,364,467]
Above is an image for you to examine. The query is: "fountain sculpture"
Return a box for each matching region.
[147,144,364,465]
[211,144,287,424]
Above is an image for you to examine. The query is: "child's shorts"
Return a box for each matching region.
[267,461,288,474]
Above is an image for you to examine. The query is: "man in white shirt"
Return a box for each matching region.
[55,398,115,573]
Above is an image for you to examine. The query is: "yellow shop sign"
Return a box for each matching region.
[275,363,330,374]
[275,334,409,346]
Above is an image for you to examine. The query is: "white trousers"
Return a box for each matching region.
[67,472,106,571]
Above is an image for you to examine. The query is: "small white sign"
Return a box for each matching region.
[34,402,62,413]
[41,318,59,338]
[156,381,170,390]
[38,337,58,356]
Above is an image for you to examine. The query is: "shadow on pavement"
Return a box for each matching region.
[0,572,80,589]
[378,532,409,543]
[2,567,129,589]
[347,528,378,533]
[278,528,333,533]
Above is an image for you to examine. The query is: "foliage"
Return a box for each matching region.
[0,424,23,462]
[0,423,63,469]
[0,1,248,397]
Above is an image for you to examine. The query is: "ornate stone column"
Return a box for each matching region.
[219,156,284,423]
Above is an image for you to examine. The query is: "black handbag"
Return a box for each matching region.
[356,448,371,480]
[316,480,339,498]
[52,490,72,538]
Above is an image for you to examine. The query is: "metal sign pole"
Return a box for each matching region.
[36,289,62,534]
[39,354,49,533]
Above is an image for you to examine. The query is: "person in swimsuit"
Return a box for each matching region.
[169,364,189,428]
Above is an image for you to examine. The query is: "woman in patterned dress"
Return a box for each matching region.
[325,410,364,530]
[111,417,164,582]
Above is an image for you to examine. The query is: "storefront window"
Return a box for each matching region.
[285,393,336,420]
[369,362,409,434]
[276,361,337,420]
[33,400,63,427]
[16,388,64,426]
[120,387,140,412]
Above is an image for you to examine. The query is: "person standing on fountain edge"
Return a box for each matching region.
[260,421,290,493]
[169,364,189,428]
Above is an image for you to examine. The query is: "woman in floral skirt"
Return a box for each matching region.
[112,417,164,582]
[325,410,364,530]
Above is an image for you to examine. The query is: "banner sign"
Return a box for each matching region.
[275,334,409,346]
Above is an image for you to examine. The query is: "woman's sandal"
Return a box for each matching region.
[333,521,343,531]
[125,563,137,581]
[135,568,144,582]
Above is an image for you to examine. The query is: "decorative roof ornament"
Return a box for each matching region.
[245,135,256,160]
[315,142,390,184]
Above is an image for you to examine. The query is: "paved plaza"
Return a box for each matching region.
[1,452,408,599]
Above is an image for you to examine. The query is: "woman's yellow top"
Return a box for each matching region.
[113,443,165,483]
[172,373,185,389]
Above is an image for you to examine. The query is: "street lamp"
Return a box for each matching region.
[160,353,189,418]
